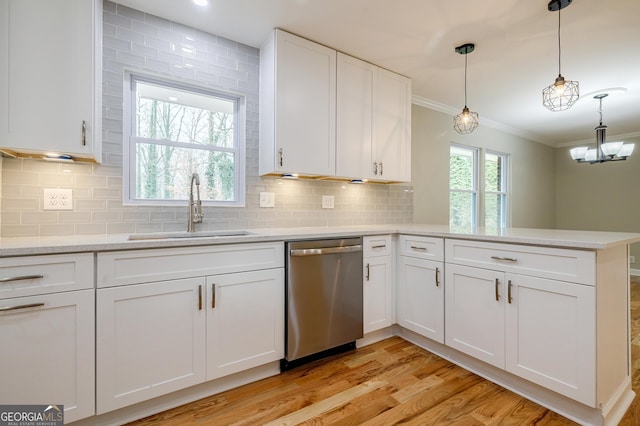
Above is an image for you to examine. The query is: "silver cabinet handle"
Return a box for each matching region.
[278,148,283,167]
[371,244,386,249]
[82,120,87,146]
[0,274,44,283]
[491,256,518,262]
[365,263,370,281]
[435,267,440,287]
[410,246,427,251]
[198,285,202,310]
[380,162,383,176]
[495,278,500,301]
[508,280,513,304]
[211,284,216,309]
[0,303,45,312]
[373,161,378,175]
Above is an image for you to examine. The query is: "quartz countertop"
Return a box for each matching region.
[1,224,640,257]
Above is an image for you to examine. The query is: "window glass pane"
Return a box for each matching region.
[485,193,506,230]
[135,82,235,148]
[450,191,476,228]
[485,153,504,192]
[135,143,235,201]
[450,146,475,190]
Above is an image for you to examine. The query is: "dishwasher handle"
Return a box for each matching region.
[290,245,363,256]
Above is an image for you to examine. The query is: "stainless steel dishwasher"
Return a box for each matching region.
[283,237,363,368]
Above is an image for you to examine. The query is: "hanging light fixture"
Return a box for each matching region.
[569,94,635,164]
[542,0,579,111]
[453,43,479,134]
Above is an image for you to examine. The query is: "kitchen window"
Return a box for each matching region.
[449,145,509,229]
[123,74,245,206]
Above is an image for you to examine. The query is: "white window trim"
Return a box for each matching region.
[123,71,246,207]
[482,149,510,229]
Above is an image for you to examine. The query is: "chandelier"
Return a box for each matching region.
[569,94,635,163]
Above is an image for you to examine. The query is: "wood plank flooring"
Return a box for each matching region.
[128,280,640,426]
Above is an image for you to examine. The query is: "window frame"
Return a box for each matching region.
[123,72,246,207]
[449,144,510,229]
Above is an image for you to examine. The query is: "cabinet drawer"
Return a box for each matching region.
[399,235,444,261]
[0,253,94,299]
[363,235,392,257]
[97,242,284,288]
[445,239,595,285]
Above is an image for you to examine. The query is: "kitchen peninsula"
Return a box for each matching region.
[0,224,638,426]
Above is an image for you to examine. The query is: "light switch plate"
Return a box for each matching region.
[44,188,73,210]
[322,195,334,209]
[259,192,275,208]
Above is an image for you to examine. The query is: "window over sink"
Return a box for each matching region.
[123,73,246,206]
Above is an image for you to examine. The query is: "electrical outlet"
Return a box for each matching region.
[259,192,275,208]
[631,256,636,264]
[44,188,73,211]
[322,195,334,209]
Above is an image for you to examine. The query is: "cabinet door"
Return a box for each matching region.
[374,68,411,182]
[397,257,444,343]
[336,53,375,179]
[269,30,336,176]
[445,264,505,368]
[0,289,95,423]
[207,269,284,380]
[363,255,394,333]
[505,274,596,406]
[0,0,101,161]
[97,278,206,414]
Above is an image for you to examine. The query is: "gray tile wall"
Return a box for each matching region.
[0,1,413,237]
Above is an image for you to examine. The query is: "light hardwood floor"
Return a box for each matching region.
[128,280,640,426]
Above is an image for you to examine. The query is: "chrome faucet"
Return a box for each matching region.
[187,173,203,232]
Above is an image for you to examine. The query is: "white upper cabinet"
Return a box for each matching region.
[0,0,102,162]
[260,29,336,177]
[336,54,411,182]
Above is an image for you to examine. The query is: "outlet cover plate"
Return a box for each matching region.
[259,192,275,208]
[44,188,73,210]
[322,195,334,209]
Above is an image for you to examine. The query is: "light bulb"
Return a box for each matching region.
[554,81,566,96]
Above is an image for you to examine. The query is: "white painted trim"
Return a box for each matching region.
[411,95,550,146]
[630,268,640,277]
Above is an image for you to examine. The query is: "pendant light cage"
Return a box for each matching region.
[542,0,579,111]
[453,43,479,134]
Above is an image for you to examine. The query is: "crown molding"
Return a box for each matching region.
[411,95,551,146]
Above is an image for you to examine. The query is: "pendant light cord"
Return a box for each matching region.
[557,8,562,76]
[464,52,468,107]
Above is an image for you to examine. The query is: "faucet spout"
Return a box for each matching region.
[187,173,204,232]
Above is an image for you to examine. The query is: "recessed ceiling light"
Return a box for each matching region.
[193,0,208,6]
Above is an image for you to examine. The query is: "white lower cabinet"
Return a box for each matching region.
[0,289,95,423]
[96,278,207,414]
[96,243,285,414]
[207,269,284,380]
[363,236,394,333]
[445,263,596,406]
[397,256,444,343]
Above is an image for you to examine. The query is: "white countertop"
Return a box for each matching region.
[1,224,639,256]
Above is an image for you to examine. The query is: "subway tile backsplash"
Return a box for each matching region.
[0,0,412,237]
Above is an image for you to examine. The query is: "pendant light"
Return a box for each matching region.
[569,94,635,163]
[542,0,579,111]
[453,43,479,134]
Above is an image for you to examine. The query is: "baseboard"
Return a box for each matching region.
[630,268,640,277]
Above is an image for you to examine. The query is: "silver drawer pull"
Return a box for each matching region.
[0,274,44,283]
[371,244,386,249]
[0,303,45,312]
[491,256,518,262]
[410,246,427,251]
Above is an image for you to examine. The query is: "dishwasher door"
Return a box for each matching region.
[286,237,363,362]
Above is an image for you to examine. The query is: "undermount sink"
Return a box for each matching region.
[128,230,255,241]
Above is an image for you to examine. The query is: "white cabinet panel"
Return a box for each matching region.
[397,256,444,343]
[0,289,95,423]
[505,274,596,406]
[0,0,101,161]
[445,264,505,368]
[398,235,444,261]
[97,278,206,414]
[260,29,336,177]
[363,255,394,333]
[207,269,284,380]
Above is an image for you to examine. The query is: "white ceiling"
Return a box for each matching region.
[113,0,640,147]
